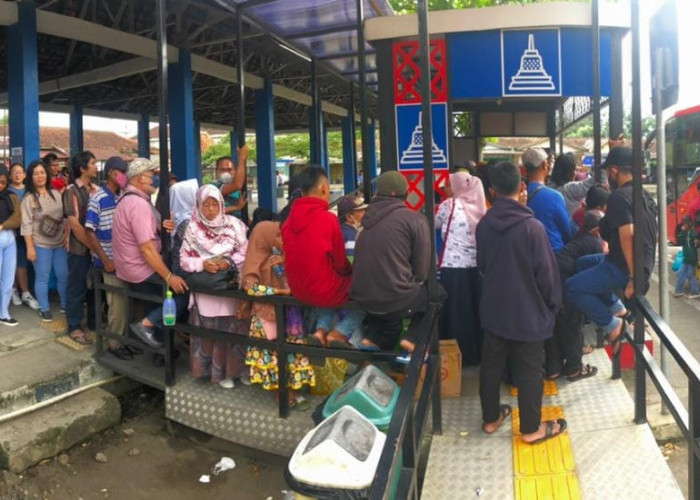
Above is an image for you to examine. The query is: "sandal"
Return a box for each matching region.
[544,372,560,380]
[566,364,598,382]
[606,320,625,356]
[69,330,93,346]
[291,395,310,412]
[328,339,356,350]
[525,419,567,445]
[482,404,512,434]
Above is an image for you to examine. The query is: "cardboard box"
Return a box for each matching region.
[409,339,462,399]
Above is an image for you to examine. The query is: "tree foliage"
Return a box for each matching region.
[387,0,580,15]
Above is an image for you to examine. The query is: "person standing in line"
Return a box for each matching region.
[673,216,699,299]
[0,166,22,326]
[63,151,98,345]
[522,148,571,252]
[212,146,249,218]
[477,161,565,444]
[436,171,487,365]
[20,161,68,324]
[8,163,39,310]
[85,156,135,360]
[548,153,598,218]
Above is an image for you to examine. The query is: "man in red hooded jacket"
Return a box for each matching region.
[282,166,365,347]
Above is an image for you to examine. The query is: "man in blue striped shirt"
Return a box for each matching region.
[85,156,137,361]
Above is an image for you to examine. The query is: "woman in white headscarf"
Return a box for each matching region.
[436,171,487,366]
[169,178,199,231]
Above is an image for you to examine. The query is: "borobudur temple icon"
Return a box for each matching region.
[400,112,447,165]
[508,34,555,92]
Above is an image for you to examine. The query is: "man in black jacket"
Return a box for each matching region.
[477,162,566,444]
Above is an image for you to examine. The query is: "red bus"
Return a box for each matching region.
[665,104,700,243]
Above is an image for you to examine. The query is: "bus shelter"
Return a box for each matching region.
[365,2,629,210]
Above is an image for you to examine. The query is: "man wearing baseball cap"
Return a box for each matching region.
[351,171,432,354]
[336,195,368,260]
[565,147,658,355]
[522,147,571,252]
[112,158,188,357]
[85,156,134,360]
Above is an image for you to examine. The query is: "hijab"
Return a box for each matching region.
[242,221,282,290]
[449,171,487,238]
[182,184,245,260]
[169,178,199,229]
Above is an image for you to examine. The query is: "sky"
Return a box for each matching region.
[23,0,700,138]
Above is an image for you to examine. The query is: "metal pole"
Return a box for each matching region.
[592,0,602,183]
[349,81,357,191]
[155,0,170,251]
[357,0,371,201]
[631,0,646,425]
[417,0,437,298]
[654,48,670,414]
[236,7,249,224]
[310,59,321,165]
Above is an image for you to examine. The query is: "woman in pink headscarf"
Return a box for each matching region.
[436,171,487,365]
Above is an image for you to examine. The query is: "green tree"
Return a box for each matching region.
[387,0,578,14]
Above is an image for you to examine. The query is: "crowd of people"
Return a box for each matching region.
[0,142,663,428]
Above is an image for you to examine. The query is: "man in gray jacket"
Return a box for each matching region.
[351,171,431,353]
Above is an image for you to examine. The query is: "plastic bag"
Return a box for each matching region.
[672,249,684,272]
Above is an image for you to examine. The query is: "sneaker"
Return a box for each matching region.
[0,317,18,327]
[21,292,40,311]
[129,322,163,349]
[219,378,235,389]
[59,308,66,315]
[689,293,700,299]
[11,289,21,306]
[39,310,53,322]
[238,374,252,386]
[673,292,685,298]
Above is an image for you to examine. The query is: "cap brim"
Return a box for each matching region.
[354,204,369,211]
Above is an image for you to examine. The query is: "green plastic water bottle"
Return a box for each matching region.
[163,290,176,326]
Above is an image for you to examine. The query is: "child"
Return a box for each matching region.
[674,216,699,299]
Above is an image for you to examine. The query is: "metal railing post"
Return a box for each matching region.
[689,378,700,498]
[430,314,442,435]
[275,303,289,419]
[93,268,103,358]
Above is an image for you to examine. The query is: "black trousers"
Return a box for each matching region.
[363,285,428,350]
[479,331,543,434]
[438,267,483,365]
[544,301,584,377]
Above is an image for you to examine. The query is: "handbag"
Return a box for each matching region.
[672,250,684,272]
[33,194,62,238]
[186,267,238,290]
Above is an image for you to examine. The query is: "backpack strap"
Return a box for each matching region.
[527,185,545,206]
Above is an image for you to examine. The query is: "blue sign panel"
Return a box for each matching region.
[502,29,561,97]
[396,103,449,172]
[448,28,612,99]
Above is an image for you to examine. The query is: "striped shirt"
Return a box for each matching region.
[85,184,118,268]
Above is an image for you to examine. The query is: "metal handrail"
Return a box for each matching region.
[629,296,700,497]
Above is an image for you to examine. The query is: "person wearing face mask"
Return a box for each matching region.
[112,158,189,360]
[565,147,658,355]
[84,156,134,360]
[336,195,368,261]
[212,145,249,218]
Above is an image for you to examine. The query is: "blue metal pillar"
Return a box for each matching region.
[255,80,276,212]
[167,48,198,181]
[342,116,356,193]
[194,121,202,169]
[7,2,40,164]
[137,114,150,158]
[230,129,238,164]
[69,105,84,156]
[309,59,322,165]
[368,121,378,181]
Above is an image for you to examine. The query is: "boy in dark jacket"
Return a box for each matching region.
[545,211,605,381]
[477,161,566,444]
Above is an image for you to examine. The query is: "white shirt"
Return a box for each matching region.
[436,199,477,269]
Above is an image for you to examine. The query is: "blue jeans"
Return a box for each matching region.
[66,253,95,332]
[0,230,17,318]
[565,257,627,334]
[34,245,67,313]
[316,308,366,339]
[676,263,699,294]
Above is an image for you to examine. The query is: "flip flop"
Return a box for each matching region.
[305,335,324,347]
[291,396,310,412]
[69,332,93,346]
[482,404,512,434]
[606,320,625,355]
[566,364,598,382]
[328,339,356,350]
[526,419,567,445]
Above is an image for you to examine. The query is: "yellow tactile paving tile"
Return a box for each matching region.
[510,379,559,397]
[512,406,576,475]
[515,473,581,500]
